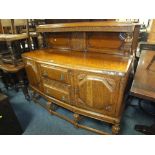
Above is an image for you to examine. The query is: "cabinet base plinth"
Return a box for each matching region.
[31,94,120,135]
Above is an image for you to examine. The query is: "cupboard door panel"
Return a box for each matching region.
[75,72,121,115]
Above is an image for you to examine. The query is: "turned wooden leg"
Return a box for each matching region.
[38,33,44,49]
[112,123,120,135]
[17,70,30,101]
[31,91,36,99]
[6,41,17,66]
[50,102,58,112]
[0,71,9,90]
[33,37,39,50]
[73,113,82,128]
[47,101,51,111]
[20,79,30,100]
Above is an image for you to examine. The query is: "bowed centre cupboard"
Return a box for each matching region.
[22,21,140,134]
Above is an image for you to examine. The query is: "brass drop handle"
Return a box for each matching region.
[60,74,64,81]
[105,105,112,111]
[62,95,65,101]
[78,77,83,80]
[78,74,86,81]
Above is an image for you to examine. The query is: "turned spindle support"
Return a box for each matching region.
[112,123,120,135]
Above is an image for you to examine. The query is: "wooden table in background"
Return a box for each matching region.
[130,50,155,134]
[131,50,155,101]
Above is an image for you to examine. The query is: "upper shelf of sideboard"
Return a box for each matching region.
[36,21,136,33]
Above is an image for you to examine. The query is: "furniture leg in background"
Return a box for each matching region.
[0,63,30,100]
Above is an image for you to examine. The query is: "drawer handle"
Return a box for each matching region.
[62,96,66,101]
[78,74,86,81]
[60,74,64,81]
[43,71,48,77]
[105,105,112,111]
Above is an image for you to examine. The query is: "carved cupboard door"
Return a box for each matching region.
[23,58,43,91]
[75,72,121,116]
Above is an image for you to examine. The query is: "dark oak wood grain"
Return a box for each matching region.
[131,50,155,101]
[22,49,132,74]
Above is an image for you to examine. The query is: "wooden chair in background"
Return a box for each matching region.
[27,19,38,50]
[14,19,38,50]
[0,19,31,100]
[0,19,14,34]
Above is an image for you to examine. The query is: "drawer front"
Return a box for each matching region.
[40,64,70,84]
[43,79,71,104]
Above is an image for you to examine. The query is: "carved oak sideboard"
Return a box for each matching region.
[22,21,140,134]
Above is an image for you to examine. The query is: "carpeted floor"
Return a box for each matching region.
[1,85,155,135]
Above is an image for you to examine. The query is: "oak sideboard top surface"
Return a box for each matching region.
[22,49,132,75]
